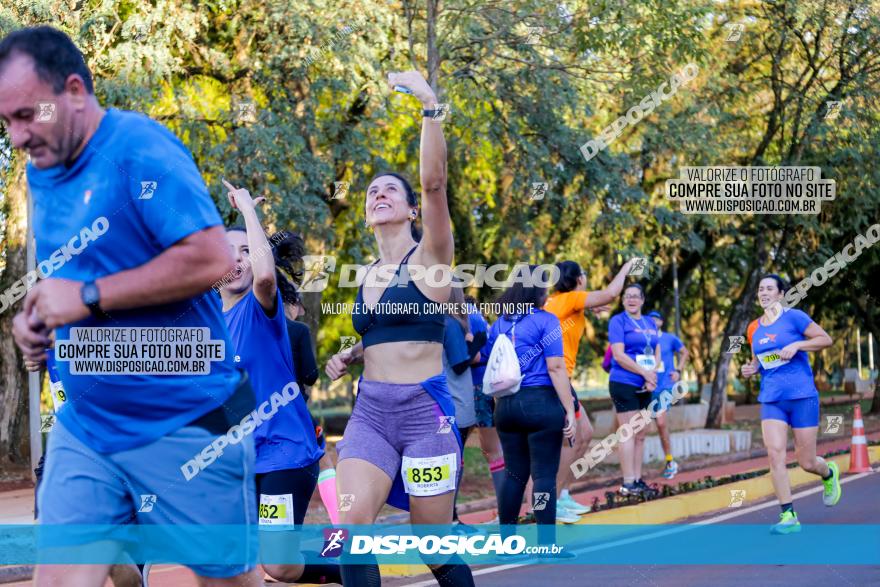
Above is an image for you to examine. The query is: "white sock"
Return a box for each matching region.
[560,489,571,500]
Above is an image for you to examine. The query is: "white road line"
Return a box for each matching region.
[398,472,874,586]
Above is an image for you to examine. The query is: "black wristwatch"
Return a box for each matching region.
[423,109,440,119]
[81,281,109,319]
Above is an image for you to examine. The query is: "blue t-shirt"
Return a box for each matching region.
[443,316,477,428]
[483,309,564,388]
[467,304,488,386]
[608,312,659,387]
[749,308,818,403]
[224,289,322,472]
[657,332,684,391]
[27,109,240,454]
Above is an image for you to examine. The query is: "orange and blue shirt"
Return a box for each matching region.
[747,308,817,403]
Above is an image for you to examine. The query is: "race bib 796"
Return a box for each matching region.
[757,350,789,370]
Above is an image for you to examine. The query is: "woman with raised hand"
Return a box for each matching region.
[741,274,838,535]
[324,71,475,587]
[544,258,634,520]
[220,182,338,585]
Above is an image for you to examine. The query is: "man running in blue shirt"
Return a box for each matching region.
[2,26,261,586]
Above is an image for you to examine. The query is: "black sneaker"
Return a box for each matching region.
[618,482,643,496]
[635,479,659,497]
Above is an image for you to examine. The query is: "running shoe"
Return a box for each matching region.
[558,494,591,514]
[770,510,801,535]
[822,461,842,506]
[555,505,581,524]
[634,478,659,497]
[618,482,643,497]
[662,460,679,479]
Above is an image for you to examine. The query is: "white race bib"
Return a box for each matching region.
[636,354,657,370]
[258,493,293,526]
[757,350,790,370]
[401,453,456,496]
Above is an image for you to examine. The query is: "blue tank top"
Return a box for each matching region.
[352,246,445,348]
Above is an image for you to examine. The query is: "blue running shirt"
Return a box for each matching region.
[27,109,240,453]
[608,312,660,387]
[482,309,564,388]
[224,289,322,472]
[748,308,818,403]
[656,332,684,391]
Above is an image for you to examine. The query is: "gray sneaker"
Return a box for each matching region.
[822,461,842,506]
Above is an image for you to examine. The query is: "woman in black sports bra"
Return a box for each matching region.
[325,70,475,587]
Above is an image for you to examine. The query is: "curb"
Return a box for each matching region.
[577,445,878,525]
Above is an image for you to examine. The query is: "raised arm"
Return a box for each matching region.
[585,259,635,308]
[387,71,452,267]
[222,179,276,311]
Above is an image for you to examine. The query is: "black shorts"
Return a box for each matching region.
[609,381,652,413]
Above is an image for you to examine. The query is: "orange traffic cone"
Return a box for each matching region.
[848,404,872,473]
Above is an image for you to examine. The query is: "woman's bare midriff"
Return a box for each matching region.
[362,340,443,383]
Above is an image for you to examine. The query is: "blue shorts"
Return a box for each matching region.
[473,384,495,428]
[38,419,257,578]
[760,397,820,428]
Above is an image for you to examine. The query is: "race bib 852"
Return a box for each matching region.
[259,493,293,526]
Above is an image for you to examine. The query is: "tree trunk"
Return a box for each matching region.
[706,237,768,428]
[852,296,880,415]
[425,0,440,93]
[0,155,32,473]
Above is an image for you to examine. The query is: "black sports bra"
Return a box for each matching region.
[352,246,446,348]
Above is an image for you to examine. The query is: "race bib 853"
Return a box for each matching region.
[401,453,456,496]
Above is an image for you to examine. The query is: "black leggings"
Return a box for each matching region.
[494,386,564,545]
[256,461,320,525]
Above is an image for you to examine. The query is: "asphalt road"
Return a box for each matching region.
[7,472,877,586]
[390,471,880,587]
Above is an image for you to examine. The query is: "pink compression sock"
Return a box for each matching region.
[317,468,339,524]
